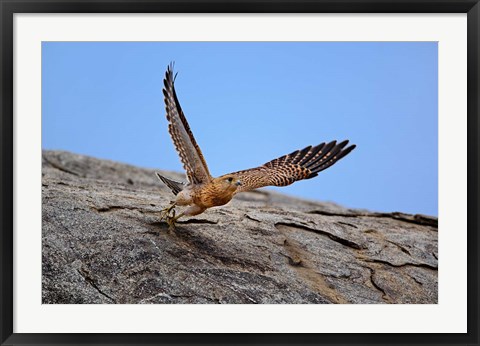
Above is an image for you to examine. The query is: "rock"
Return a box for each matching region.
[42,150,438,304]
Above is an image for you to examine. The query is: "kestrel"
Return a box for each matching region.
[156,64,356,228]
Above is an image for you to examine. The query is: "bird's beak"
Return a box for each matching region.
[236,180,242,186]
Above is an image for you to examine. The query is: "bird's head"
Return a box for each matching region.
[213,174,242,194]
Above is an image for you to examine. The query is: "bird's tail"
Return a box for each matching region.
[155,172,185,195]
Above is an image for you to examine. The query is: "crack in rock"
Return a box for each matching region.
[178,218,218,225]
[337,221,358,229]
[77,268,116,303]
[386,240,412,256]
[364,258,437,271]
[366,266,392,303]
[43,157,82,177]
[275,222,363,250]
[308,210,438,228]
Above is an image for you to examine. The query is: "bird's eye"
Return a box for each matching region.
[227,177,233,182]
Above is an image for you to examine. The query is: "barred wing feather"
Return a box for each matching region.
[163,64,212,184]
[232,140,356,192]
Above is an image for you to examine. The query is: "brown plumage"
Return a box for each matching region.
[231,140,355,192]
[157,63,356,226]
[162,64,211,185]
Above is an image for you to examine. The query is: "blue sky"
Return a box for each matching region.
[42,42,438,216]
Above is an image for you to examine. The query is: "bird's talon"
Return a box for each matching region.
[165,212,184,231]
[167,218,177,232]
[159,204,176,222]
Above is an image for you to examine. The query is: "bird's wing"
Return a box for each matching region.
[163,64,212,184]
[230,140,356,192]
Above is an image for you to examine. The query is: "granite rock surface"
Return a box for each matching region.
[42,150,438,304]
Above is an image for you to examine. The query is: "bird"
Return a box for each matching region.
[156,63,356,229]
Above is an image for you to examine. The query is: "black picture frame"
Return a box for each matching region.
[1,1,478,345]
